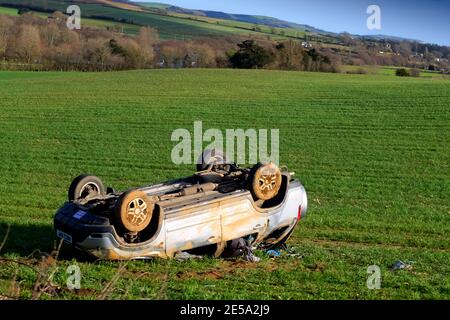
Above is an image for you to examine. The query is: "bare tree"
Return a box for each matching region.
[83,38,111,71]
[275,40,304,70]
[137,26,159,44]
[0,15,13,58]
[136,27,158,67]
[16,24,42,65]
[41,22,60,48]
[160,41,188,68]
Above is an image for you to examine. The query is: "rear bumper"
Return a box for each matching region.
[54,202,165,259]
[54,202,114,245]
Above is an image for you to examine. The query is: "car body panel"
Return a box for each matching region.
[164,198,221,255]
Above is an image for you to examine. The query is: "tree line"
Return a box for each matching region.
[3,11,446,73]
[0,12,342,72]
[0,10,450,72]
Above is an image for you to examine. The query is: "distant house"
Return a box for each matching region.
[410,53,424,59]
[47,15,63,23]
[301,41,312,48]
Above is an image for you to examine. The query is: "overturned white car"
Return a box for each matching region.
[54,151,308,260]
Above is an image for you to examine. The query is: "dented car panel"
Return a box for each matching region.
[164,197,221,256]
[54,167,307,260]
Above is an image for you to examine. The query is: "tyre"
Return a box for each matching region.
[248,163,282,201]
[196,149,232,172]
[114,190,154,233]
[68,174,105,201]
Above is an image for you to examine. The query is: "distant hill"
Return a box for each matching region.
[78,0,144,11]
[141,2,333,35]
[137,2,426,41]
[0,0,430,44]
[357,34,421,43]
[0,0,310,40]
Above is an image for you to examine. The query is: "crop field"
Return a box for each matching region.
[0,6,140,35]
[0,69,449,299]
[0,5,17,15]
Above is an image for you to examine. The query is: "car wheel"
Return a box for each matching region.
[68,174,105,201]
[115,190,154,233]
[249,163,282,201]
[196,149,233,172]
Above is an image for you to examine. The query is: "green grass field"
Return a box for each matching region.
[0,5,18,15]
[0,69,449,299]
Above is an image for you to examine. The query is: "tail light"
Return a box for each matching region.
[297,205,302,221]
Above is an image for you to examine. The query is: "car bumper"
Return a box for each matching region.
[54,202,165,259]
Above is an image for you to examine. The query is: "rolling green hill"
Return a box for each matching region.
[0,0,330,41]
[140,2,171,9]
[0,0,271,39]
[0,5,18,15]
[0,0,433,46]
[0,3,141,34]
[138,1,330,32]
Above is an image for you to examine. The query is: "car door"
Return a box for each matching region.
[165,201,221,254]
[220,196,267,242]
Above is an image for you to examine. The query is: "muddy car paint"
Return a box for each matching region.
[54,178,307,260]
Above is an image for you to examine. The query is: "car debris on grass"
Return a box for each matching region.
[391,260,415,271]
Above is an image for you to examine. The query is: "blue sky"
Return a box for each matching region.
[136,0,450,45]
